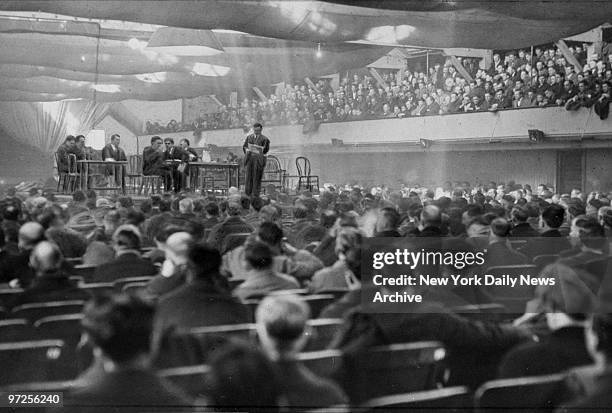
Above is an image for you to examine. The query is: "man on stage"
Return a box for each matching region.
[101,134,127,186]
[242,123,270,197]
[163,138,189,193]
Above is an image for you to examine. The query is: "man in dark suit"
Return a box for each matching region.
[8,241,90,311]
[485,218,530,268]
[520,204,572,259]
[163,137,189,193]
[207,202,254,252]
[256,295,349,409]
[0,222,45,287]
[153,243,250,346]
[62,293,191,411]
[56,135,77,173]
[101,134,127,186]
[242,122,270,197]
[91,225,157,284]
[142,136,169,176]
[498,263,596,379]
[179,138,199,190]
[510,206,539,239]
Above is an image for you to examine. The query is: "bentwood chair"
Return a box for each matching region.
[295,156,320,192]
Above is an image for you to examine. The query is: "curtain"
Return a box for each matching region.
[0,100,110,153]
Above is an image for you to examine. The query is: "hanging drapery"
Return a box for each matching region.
[0,100,110,153]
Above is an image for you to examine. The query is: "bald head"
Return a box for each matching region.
[165,231,193,265]
[179,198,194,214]
[19,222,45,250]
[30,241,63,275]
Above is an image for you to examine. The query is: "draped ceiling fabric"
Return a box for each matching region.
[0,0,609,157]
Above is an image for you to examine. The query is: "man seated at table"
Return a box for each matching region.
[179,138,199,189]
[163,138,189,193]
[142,136,171,189]
[101,133,127,186]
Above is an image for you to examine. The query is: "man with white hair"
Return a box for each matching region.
[145,231,193,298]
[91,225,157,283]
[256,295,348,409]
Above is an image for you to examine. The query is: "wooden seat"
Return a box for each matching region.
[298,349,344,380]
[0,319,35,342]
[79,282,114,296]
[69,264,97,280]
[304,318,343,351]
[343,341,447,404]
[0,380,74,392]
[483,265,538,313]
[157,364,211,397]
[361,386,471,411]
[0,340,75,385]
[11,300,85,323]
[533,254,560,270]
[0,288,23,306]
[126,154,143,194]
[122,282,149,294]
[475,373,566,412]
[303,294,336,318]
[113,276,154,292]
[34,314,83,346]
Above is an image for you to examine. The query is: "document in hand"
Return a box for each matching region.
[248,143,264,154]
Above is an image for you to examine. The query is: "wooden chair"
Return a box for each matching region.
[0,340,74,385]
[69,264,97,280]
[126,154,143,194]
[295,156,319,192]
[34,314,83,346]
[0,288,23,306]
[483,265,538,313]
[79,282,114,297]
[533,254,560,270]
[0,319,35,342]
[262,155,286,193]
[361,386,471,411]
[113,276,154,292]
[11,300,85,323]
[298,349,344,379]
[475,373,566,412]
[303,319,343,352]
[342,341,447,404]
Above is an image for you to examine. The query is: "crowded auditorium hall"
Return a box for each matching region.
[3,1,612,412]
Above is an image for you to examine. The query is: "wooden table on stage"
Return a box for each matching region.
[189,162,240,192]
[77,160,128,193]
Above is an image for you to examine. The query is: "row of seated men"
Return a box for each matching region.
[0,184,612,410]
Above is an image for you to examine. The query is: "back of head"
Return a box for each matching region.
[19,222,45,249]
[179,197,194,214]
[421,204,442,228]
[335,227,363,274]
[187,242,222,281]
[577,217,606,250]
[165,231,194,261]
[244,241,274,270]
[376,207,400,232]
[538,263,597,321]
[257,222,283,247]
[251,196,264,212]
[541,204,565,228]
[207,342,280,409]
[81,293,155,363]
[490,217,511,238]
[511,206,529,223]
[30,241,63,274]
[204,202,219,217]
[240,195,251,210]
[256,294,310,356]
[113,224,142,251]
[259,205,280,223]
[293,206,308,219]
[72,190,86,203]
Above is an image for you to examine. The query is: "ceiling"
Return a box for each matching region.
[0,1,609,102]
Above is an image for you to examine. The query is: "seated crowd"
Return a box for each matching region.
[146,42,612,136]
[0,179,612,411]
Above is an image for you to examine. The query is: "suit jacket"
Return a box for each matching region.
[498,326,592,379]
[510,222,539,239]
[153,278,251,344]
[163,146,189,162]
[242,133,270,165]
[142,146,166,175]
[145,266,188,299]
[207,216,254,250]
[275,359,348,408]
[56,144,75,173]
[520,229,572,259]
[91,251,158,283]
[233,268,300,300]
[62,368,191,411]
[101,144,127,161]
[485,241,530,269]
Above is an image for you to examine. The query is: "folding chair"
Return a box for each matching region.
[475,373,566,412]
[343,341,447,404]
[69,264,97,280]
[0,340,75,385]
[11,300,85,323]
[34,314,84,346]
[79,283,114,297]
[361,386,471,411]
[113,276,155,292]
